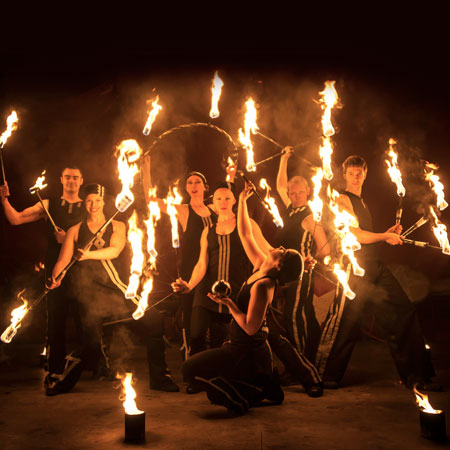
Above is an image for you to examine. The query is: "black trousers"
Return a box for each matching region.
[322,260,435,385]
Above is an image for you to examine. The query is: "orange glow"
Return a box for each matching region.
[385,139,405,197]
[0,111,19,148]
[319,137,334,181]
[126,211,145,299]
[424,162,448,211]
[318,81,338,138]
[118,372,143,415]
[308,168,324,222]
[238,98,258,172]
[142,96,162,136]
[29,170,48,193]
[34,262,45,272]
[414,385,442,414]
[165,186,183,248]
[429,206,450,255]
[115,140,142,212]
[209,71,224,118]
[259,178,283,227]
[333,264,356,300]
[225,157,234,182]
[1,290,29,343]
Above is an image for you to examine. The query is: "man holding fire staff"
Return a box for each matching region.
[0,166,86,395]
[317,155,440,391]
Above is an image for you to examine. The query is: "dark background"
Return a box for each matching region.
[1,39,450,341]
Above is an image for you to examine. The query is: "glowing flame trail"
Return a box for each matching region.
[414,385,442,414]
[259,178,283,228]
[126,211,145,299]
[429,206,450,255]
[1,290,29,343]
[0,111,19,148]
[308,168,324,222]
[118,372,143,415]
[209,71,224,119]
[142,96,162,136]
[424,162,448,211]
[238,98,258,172]
[165,186,183,248]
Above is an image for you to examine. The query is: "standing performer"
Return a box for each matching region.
[268,147,331,397]
[49,184,178,394]
[181,182,304,414]
[317,155,439,391]
[0,166,86,395]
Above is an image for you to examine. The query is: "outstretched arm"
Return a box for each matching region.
[276,147,293,208]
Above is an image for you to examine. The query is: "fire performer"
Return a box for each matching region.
[48,184,178,394]
[318,155,439,391]
[181,183,304,414]
[268,146,331,397]
[0,166,86,394]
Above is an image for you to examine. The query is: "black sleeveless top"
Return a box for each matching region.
[180,205,217,279]
[342,190,379,261]
[275,204,314,257]
[46,197,84,271]
[193,224,251,314]
[228,275,275,346]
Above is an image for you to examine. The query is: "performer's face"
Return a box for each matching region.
[60,168,83,195]
[268,246,287,269]
[213,188,235,215]
[344,165,367,191]
[287,179,310,207]
[185,175,206,199]
[85,194,104,216]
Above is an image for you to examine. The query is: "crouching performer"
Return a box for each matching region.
[178,183,303,414]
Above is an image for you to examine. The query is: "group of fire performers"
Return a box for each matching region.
[0,141,442,414]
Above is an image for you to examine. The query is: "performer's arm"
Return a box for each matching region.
[337,194,403,246]
[172,227,209,293]
[208,278,275,335]
[0,183,46,225]
[77,221,126,261]
[276,147,293,208]
[237,183,266,268]
[302,214,331,259]
[250,219,273,255]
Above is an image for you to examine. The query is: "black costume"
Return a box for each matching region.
[178,205,216,358]
[45,197,84,379]
[183,275,283,413]
[269,204,322,389]
[316,191,435,387]
[190,223,251,355]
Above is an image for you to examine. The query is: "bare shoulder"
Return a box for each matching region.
[112,220,126,232]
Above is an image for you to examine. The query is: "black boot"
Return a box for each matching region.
[147,337,179,392]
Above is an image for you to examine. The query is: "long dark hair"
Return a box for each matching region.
[277,249,303,286]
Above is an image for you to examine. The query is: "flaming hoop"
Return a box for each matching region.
[209,71,224,119]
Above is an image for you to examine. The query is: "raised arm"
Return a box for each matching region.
[237,183,266,268]
[276,147,293,208]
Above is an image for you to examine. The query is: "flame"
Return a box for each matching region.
[115,140,142,212]
[424,162,448,211]
[165,185,183,248]
[414,385,442,414]
[118,372,143,415]
[209,71,224,119]
[126,211,145,299]
[429,206,450,255]
[132,190,161,320]
[34,262,45,272]
[333,264,356,299]
[225,157,235,182]
[29,170,48,193]
[0,110,19,148]
[385,139,405,197]
[318,81,338,138]
[1,290,29,343]
[308,168,324,222]
[142,95,162,136]
[319,137,334,181]
[40,345,47,356]
[238,98,258,172]
[259,178,283,227]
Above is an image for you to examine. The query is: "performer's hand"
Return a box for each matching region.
[171,278,190,293]
[281,146,294,159]
[207,292,231,306]
[385,232,403,246]
[239,182,255,201]
[47,275,61,290]
[386,224,402,235]
[76,248,91,261]
[54,227,66,244]
[0,182,10,199]
[304,255,317,272]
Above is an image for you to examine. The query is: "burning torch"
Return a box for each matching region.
[0,111,19,185]
[385,139,406,225]
[142,96,162,136]
[209,71,224,119]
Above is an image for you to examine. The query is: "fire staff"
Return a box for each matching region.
[316,155,440,391]
[181,183,304,414]
[0,165,85,395]
[267,147,331,397]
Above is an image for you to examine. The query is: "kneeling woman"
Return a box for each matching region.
[180,183,303,414]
